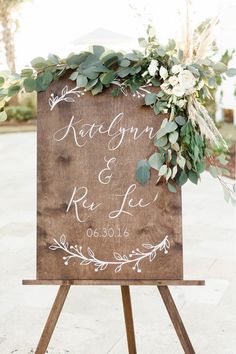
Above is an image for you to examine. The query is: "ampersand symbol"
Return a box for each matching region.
[98,157,116,184]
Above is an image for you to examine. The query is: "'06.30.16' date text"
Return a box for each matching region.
[86,227,129,238]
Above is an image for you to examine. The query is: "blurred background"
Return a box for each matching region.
[0,0,235,154]
[0,1,235,353]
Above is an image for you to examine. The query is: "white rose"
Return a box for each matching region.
[177,99,187,108]
[160,82,172,95]
[159,66,168,80]
[169,75,179,86]
[172,64,183,74]
[148,59,158,76]
[172,84,185,97]
[178,70,196,90]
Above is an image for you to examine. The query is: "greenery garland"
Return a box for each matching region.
[0,25,235,203]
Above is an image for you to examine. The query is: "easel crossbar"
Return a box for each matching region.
[22,279,205,286]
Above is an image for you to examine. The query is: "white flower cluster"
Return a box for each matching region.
[147,60,203,107]
[161,64,198,98]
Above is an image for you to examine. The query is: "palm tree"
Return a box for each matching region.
[0,0,26,73]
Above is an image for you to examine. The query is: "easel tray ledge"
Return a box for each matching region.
[22,279,205,286]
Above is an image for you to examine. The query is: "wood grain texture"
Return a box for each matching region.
[121,286,137,354]
[158,286,195,354]
[37,76,183,280]
[35,285,70,354]
[23,279,205,286]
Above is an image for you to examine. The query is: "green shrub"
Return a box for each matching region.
[5,105,34,121]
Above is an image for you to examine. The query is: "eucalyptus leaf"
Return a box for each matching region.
[155,135,168,147]
[36,71,53,92]
[226,68,236,77]
[151,78,160,87]
[85,78,98,90]
[47,53,59,65]
[196,161,205,173]
[31,56,47,70]
[118,68,131,78]
[178,170,188,186]
[145,93,156,105]
[90,45,105,57]
[69,71,78,81]
[172,165,178,178]
[76,75,88,88]
[67,54,87,66]
[120,59,130,67]
[213,62,227,74]
[165,121,178,133]
[208,77,216,88]
[20,69,33,78]
[177,155,186,169]
[169,131,179,144]
[136,160,151,185]
[126,52,140,61]
[159,164,167,176]
[8,85,21,96]
[156,47,166,57]
[100,71,116,85]
[168,182,177,193]
[148,152,163,170]
[23,77,36,92]
[175,116,186,126]
[188,170,199,185]
[91,81,103,95]
[138,38,147,48]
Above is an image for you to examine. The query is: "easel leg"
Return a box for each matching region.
[35,285,70,354]
[158,286,195,354]
[121,286,137,354]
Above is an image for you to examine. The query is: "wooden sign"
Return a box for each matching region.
[37,76,183,281]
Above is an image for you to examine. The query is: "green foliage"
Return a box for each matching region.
[5,105,34,121]
[0,23,234,202]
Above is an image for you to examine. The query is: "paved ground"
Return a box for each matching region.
[0,132,235,354]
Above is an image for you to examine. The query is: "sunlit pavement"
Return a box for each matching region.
[0,132,235,354]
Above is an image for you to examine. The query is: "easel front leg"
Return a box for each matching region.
[121,286,137,354]
[35,285,70,354]
[158,286,195,354]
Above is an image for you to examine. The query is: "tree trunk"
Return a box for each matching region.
[0,10,16,73]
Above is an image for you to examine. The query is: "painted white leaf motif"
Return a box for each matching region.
[60,234,66,245]
[113,252,123,260]
[48,85,85,111]
[87,247,94,258]
[49,245,59,250]
[149,251,156,262]
[62,85,68,96]
[49,234,170,273]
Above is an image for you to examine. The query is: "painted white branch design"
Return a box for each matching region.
[111,81,152,98]
[49,81,152,110]
[49,234,170,273]
[49,85,85,111]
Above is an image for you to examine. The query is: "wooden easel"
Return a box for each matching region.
[23,279,204,354]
